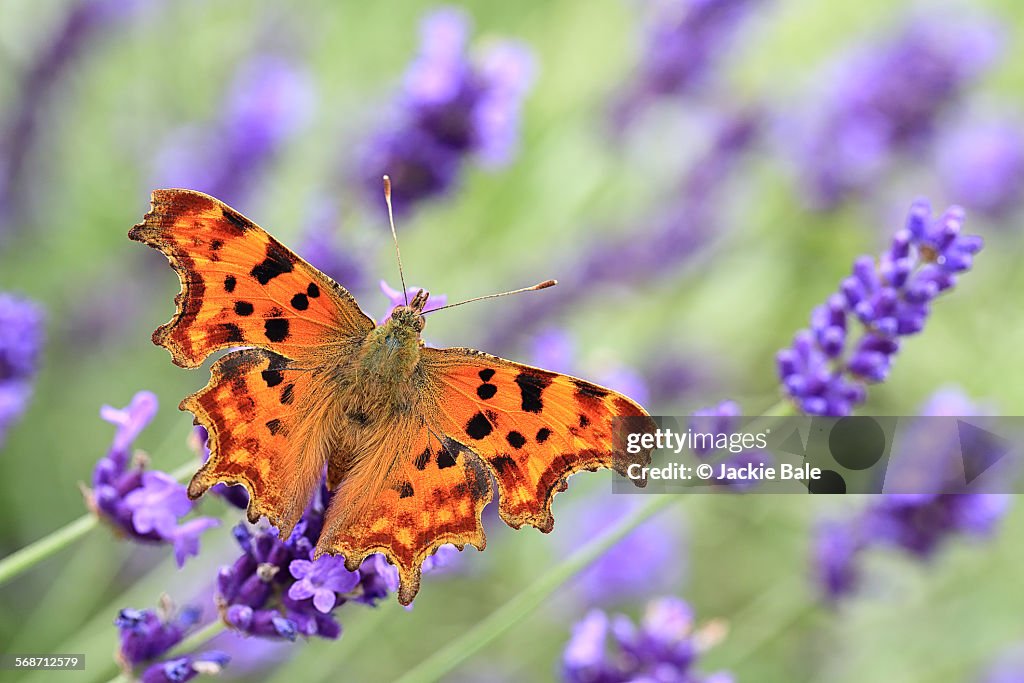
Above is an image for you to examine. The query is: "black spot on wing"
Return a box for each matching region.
[465,412,493,440]
[290,293,309,310]
[280,384,295,405]
[224,275,237,293]
[264,318,290,342]
[307,282,320,298]
[261,369,283,387]
[414,447,432,470]
[536,427,551,443]
[220,322,244,343]
[579,414,591,428]
[476,383,497,400]
[399,482,414,499]
[210,239,224,251]
[506,431,526,449]
[437,447,458,469]
[515,372,552,413]
[265,419,283,435]
[234,301,254,316]
[250,242,294,285]
[478,368,495,382]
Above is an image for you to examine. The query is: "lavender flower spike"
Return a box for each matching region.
[778,200,983,416]
[87,391,219,566]
[359,6,535,213]
[152,54,315,210]
[562,597,730,683]
[0,293,45,447]
[793,16,1000,209]
[612,0,764,128]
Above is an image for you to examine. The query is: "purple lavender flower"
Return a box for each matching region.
[115,604,200,666]
[0,293,45,447]
[811,390,1012,601]
[152,54,315,210]
[792,17,1000,209]
[359,7,535,213]
[812,520,864,601]
[379,280,447,324]
[562,597,731,683]
[612,0,764,128]
[352,553,400,606]
[217,483,388,640]
[86,392,218,566]
[864,493,1011,558]
[938,119,1024,219]
[288,556,361,613]
[778,200,983,416]
[115,602,228,681]
[139,651,229,683]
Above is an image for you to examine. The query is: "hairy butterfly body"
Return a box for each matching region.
[130,188,655,604]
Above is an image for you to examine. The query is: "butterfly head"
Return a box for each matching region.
[388,288,429,333]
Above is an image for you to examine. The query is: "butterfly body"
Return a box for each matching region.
[131,188,655,605]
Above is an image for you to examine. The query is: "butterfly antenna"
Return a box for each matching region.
[424,279,558,314]
[383,175,408,306]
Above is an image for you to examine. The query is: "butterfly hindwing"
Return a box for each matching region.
[184,348,337,533]
[316,416,492,605]
[420,347,655,532]
[129,188,374,368]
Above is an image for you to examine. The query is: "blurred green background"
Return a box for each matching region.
[1,0,1023,681]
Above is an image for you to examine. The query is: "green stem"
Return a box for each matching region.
[0,460,196,588]
[393,494,681,683]
[0,514,97,588]
[166,619,228,660]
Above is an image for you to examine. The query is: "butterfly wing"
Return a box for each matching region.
[131,189,375,533]
[129,188,374,368]
[185,348,336,533]
[420,347,655,532]
[316,414,492,605]
[316,346,655,605]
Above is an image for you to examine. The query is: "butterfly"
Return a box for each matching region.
[129,186,656,605]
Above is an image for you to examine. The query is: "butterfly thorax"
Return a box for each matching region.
[359,306,426,384]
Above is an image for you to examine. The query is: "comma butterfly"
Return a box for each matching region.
[129,184,655,604]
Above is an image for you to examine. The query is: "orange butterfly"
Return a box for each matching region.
[129,185,655,605]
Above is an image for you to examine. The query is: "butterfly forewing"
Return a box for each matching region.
[419,347,656,532]
[129,189,374,368]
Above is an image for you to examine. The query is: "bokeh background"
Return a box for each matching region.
[2,0,1024,681]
